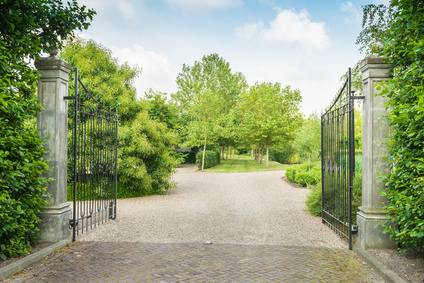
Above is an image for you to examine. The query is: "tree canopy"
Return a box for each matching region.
[60,38,180,196]
[359,0,424,251]
[0,0,95,260]
[173,53,247,170]
[236,82,302,168]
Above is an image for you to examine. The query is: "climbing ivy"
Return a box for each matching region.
[0,0,95,260]
[360,0,424,251]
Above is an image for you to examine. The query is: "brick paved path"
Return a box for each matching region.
[6,241,382,282]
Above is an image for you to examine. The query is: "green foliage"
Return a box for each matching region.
[0,0,94,260]
[180,150,198,164]
[354,111,363,150]
[269,144,298,164]
[360,0,424,251]
[61,38,180,196]
[236,82,302,168]
[293,113,321,164]
[173,53,247,170]
[355,153,363,174]
[286,162,321,187]
[305,183,322,217]
[145,89,179,129]
[196,150,220,170]
[305,172,362,224]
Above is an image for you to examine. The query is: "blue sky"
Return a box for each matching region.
[76,0,389,115]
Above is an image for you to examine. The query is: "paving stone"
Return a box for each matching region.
[4,241,383,282]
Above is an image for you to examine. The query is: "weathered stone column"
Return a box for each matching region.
[35,51,72,242]
[357,54,396,249]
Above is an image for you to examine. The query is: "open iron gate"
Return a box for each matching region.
[321,68,363,250]
[67,68,118,242]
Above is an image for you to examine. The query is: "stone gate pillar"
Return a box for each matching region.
[35,51,72,242]
[357,54,396,249]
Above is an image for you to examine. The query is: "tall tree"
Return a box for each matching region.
[0,0,95,259]
[173,53,247,170]
[61,38,180,195]
[237,82,302,168]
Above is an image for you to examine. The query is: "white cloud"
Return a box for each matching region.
[165,0,243,12]
[373,0,390,5]
[236,8,330,51]
[235,22,264,39]
[110,44,175,97]
[119,0,135,20]
[341,2,361,23]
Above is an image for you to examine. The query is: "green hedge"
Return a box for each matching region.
[196,150,220,170]
[0,98,50,260]
[285,163,321,187]
[269,145,297,164]
[305,173,362,225]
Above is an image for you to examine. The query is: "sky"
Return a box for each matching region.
[75,0,389,115]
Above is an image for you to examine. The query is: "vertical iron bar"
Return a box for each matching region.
[113,111,118,220]
[72,68,78,242]
[348,67,354,250]
[321,110,325,223]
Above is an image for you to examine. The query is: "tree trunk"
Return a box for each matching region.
[266,145,269,168]
[259,147,263,164]
[226,146,229,159]
[251,147,254,158]
[221,147,225,160]
[308,150,311,171]
[201,136,207,171]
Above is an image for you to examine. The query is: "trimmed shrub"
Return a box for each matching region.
[196,150,220,170]
[285,162,320,187]
[269,145,298,164]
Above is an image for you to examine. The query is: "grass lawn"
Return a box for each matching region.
[205,155,290,173]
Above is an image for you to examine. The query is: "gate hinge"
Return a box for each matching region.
[69,218,78,228]
[64,96,75,100]
[352,96,365,100]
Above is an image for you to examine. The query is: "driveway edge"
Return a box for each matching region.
[0,238,71,281]
[353,245,406,283]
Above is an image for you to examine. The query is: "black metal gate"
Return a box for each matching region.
[67,68,118,242]
[321,68,362,250]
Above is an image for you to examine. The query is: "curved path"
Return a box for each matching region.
[79,164,346,248]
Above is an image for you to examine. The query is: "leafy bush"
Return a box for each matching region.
[0,95,51,261]
[196,150,220,170]
[61,39,180,196]
[305,173,362,225]
[360,0,424,251]
[286,162,321,187]
[0,0,94,260]
[305,183,322,217]
[269,144,298,164]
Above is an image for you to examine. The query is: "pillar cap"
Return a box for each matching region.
[361,54,390,68]
[34,55,72,75]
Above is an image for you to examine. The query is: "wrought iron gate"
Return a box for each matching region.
[321,68,362,250]
[67,68,118,242]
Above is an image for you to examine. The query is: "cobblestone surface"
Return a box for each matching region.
[5,241,382,282]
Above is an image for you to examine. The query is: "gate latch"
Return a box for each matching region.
[69,218,79,228]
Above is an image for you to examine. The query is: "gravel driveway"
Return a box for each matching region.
[79,164,347,249]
